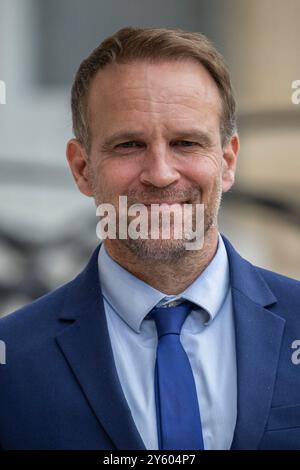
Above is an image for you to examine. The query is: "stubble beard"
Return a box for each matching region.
[121,181,222,262]
[93,178,222,263]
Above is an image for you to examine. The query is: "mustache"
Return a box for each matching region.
[126,187,201,204]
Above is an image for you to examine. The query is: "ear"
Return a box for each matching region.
[221,134,240,193]
[66,139,93,197]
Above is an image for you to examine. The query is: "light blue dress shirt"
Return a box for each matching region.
[98,234,237,450]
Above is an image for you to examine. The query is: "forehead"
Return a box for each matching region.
[87,59,222,131]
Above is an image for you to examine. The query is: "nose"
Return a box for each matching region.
[139,144,181,188]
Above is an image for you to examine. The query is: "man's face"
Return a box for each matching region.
[67,59,238,261]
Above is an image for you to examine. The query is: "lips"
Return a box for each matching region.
[143,201,189,205]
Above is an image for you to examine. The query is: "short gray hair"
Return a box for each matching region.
[71,26,237,152]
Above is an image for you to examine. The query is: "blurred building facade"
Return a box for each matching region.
[0,0,299,316]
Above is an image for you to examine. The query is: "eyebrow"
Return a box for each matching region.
[101,128,214,149]
[171,130,214,146]
[101,131,146,149]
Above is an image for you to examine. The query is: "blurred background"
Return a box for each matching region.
[0,0,299,316]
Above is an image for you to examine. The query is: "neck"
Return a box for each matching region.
[104,228,219,295]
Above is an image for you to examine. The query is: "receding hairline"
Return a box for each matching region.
[85,57,224,134]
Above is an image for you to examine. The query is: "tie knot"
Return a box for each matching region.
[149,301,192,338]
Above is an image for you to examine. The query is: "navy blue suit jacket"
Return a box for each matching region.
[1,235,300,450]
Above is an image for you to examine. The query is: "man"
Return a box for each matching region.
[0,26,300,450]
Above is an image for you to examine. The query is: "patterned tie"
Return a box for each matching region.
[149,301,204,450]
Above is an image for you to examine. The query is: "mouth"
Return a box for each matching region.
[142,200,190,206]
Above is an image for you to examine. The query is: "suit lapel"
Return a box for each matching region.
[55,245,146,450]
[222,236,286,449]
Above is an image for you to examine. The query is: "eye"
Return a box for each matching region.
[172,140,199,147]
[116,141,145,149]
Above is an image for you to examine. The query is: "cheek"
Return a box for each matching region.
[183,156,221,189]
[94,158,139,197]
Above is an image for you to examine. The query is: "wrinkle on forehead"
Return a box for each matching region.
[87,60,222,137]
[89,59,220,101]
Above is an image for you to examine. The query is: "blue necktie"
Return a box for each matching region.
[149,301,204,450]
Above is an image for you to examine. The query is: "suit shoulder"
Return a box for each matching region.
[257,265,300,291]
[256,266,300,315]
[0,280,72,338]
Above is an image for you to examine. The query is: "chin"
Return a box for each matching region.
[121,237,190,262]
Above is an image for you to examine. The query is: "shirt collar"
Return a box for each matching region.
[98,233,230,333]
